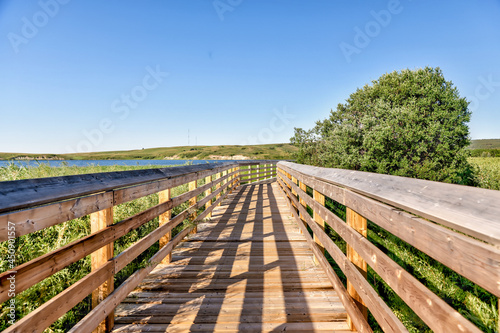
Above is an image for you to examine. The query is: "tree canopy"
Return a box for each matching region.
[291,67,475,185]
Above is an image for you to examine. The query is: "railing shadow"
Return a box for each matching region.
[115,182,319,331]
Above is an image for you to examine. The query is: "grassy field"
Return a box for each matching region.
[469,139,500,149]
[1,157,499,332]
[0,143,298,161]
[470,157,500,190]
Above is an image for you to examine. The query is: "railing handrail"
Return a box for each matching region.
[0,162,237,214]
[277,161,500,333]
[0,160,281,215]
[0,161,278,333]
[278,161,500,245]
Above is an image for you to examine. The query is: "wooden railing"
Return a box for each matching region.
[0,160,277,333]
[276,161,500,333]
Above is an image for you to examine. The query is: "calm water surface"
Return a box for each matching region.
[0,160,236,168]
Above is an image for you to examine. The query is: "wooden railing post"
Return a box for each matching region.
[221,170,227,196]
[159,188,172,264]
[313,189,325,265]
[346,207,368,328]
[90,207,114,333]
[189,180,198,234]
[215,171,222,202]
[299,181,307,233]
[229,168,235,193]
[236,165,240,187]
[205,175,212,218]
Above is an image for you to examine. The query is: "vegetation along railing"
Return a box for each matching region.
[0,160,277,332]
[276,161,500,333]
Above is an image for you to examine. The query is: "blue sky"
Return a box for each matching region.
[0,0,499,154]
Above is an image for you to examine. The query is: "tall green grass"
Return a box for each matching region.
[0,162,210,332]
[470,157,500,191]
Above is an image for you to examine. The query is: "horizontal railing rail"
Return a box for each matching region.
[0,160,277,332]
[277,161,500,333]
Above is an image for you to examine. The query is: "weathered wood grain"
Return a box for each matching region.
[91,207,115,333]
[278,177,406,333]
[278,161,500,245]
[283,175,482,333]
[0,163,237,214]
[3,261,114,333]
[279,166,500,298]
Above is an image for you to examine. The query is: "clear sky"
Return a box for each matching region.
[1,0,499,154]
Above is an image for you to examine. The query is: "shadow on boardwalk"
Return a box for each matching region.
[112,182,350,332]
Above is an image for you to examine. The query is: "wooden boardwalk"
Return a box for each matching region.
[112,181,353,332]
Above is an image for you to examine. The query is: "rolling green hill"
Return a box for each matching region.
[0,144,298,161]
[1,139,499,161]
[468,139,500,149]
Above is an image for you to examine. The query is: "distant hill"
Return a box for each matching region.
[1,140,498,161]
[469,139,500,150]
[0,144,298,161]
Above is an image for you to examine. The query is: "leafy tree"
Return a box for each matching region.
[291,67,475,185]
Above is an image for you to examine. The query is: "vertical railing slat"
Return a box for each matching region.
[205,175,213,218]
[313,189,325,265]
[90,206,114,333]
[189,180,198,234]
[159,188,172,264]
[346,207,368,328]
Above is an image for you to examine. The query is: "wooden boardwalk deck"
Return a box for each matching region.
[112,181,353,332]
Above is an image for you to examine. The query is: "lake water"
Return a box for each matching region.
[0,159,237,168]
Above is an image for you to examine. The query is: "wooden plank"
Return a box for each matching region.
[113,164,232,206]
[278,181,372,333]
[91,207,114,333]
[110,181,354,333]
[112,322,352,332]
[278,167,345,205]
[283,165,500,299]
[0,172,235,305]
[0,192,113,242]
[189,180,197,234]
[299,180,307,233]
[159,188,172,264]
[313,189,325,265]
[0,165,236,242]
[0,198,172,304]
[240,175,269,183]
[205,175,212,218]
[278,161,500,245]
[114,210,188,273]
[3,261,114,333]
[113,178,234,273]
[0,162,237,214]
[278,177,407,333]
[346,208,368,329]
[215,172,222,201]
[344,190,500,298]
[283,175,483,333]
